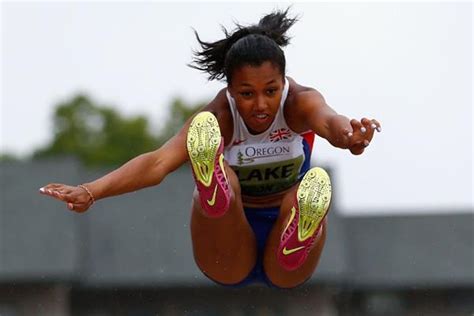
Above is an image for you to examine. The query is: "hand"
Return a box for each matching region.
[39,183,94,213]
[343,117,382,155]
[329,116,381,155]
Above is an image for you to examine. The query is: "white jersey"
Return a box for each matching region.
[224,78,315,197]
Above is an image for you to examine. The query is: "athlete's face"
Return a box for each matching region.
[228,61,285,134]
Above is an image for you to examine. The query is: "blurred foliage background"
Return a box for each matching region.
[1,95,205,168]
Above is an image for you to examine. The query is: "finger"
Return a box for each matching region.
[39,187,57,197]
[372,119,382,132]
[56,186,76,196]
[363,118,381,132]
[75,205,90,213]
[351,149,364,155]
[39,187,62,199]
[350,138,369,153]
[40,184,62,195]
[368,120,377,131]
[336,128,354,149]
[40,184,76,197]
[355,140,370,148]
[350,119,364,134]
[342,127,354,138]
[361,117,373,133]
[41,183,64,191]
[39,186,53,195]
[58,192,78,203]
[49,191,70,202]
[68,202,89,213]
[40,187,75,204]
[68,202,82,211]
[361,118,375,142]
[350,144,365,155]
[361,117,382,133]
[361,117,373,129]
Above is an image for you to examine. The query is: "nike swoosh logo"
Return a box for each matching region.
[282,246,305,256]
[282,206,297,235]
[207,185,218,206]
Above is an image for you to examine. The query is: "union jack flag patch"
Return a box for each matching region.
[269,128,292,142]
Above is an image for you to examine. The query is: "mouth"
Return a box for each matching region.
[253,113,270,122]
[245,113,272,134]
[250,113,272,132]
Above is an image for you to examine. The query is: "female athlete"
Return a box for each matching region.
[39,9,381,288]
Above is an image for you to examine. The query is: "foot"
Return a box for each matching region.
[186,111,230,217]
[277,167,332,271]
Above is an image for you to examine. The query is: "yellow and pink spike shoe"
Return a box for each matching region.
[277,167,332,271]
[186,111,230,217]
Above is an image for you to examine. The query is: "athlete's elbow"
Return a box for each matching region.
[149,157,169,186]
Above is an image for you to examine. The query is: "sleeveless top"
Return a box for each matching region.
[224,78,315,197]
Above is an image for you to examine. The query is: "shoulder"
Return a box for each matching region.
[203,88,234,145]
[205,88,228,113]
[286,76,325,107]
[285,77,326,132]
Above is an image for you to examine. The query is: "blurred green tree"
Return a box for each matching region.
[33,94,203,168]
[0,153,20,162]
[157,97,206,145]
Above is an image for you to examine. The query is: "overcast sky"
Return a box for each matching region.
[1,2,472,214]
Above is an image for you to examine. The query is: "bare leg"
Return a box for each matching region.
[263,185,328,288]
[190,164,257,285]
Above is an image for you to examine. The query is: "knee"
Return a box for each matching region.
[264,268,312,289]
[198,260,254,285]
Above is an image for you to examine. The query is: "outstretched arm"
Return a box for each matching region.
[294,90,381,155]
[39,88,231,213]
[39,121,190,212]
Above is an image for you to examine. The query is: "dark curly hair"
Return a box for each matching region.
[189,8,298,84]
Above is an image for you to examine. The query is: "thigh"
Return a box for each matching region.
[190,163,257,285]
[262,184,327,289]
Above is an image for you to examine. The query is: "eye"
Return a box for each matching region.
[266,88,277,96]
[239,91,253,98]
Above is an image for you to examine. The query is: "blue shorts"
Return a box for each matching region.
[208,205,281,288]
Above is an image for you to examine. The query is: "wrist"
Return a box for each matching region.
[81,181,106,201]
[328,115,351,149]
[78,184,96,205]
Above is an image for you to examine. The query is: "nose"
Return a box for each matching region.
[254,95,267,111]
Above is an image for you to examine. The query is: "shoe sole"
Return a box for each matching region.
[296,167,332,242]
[186,112,221,187]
